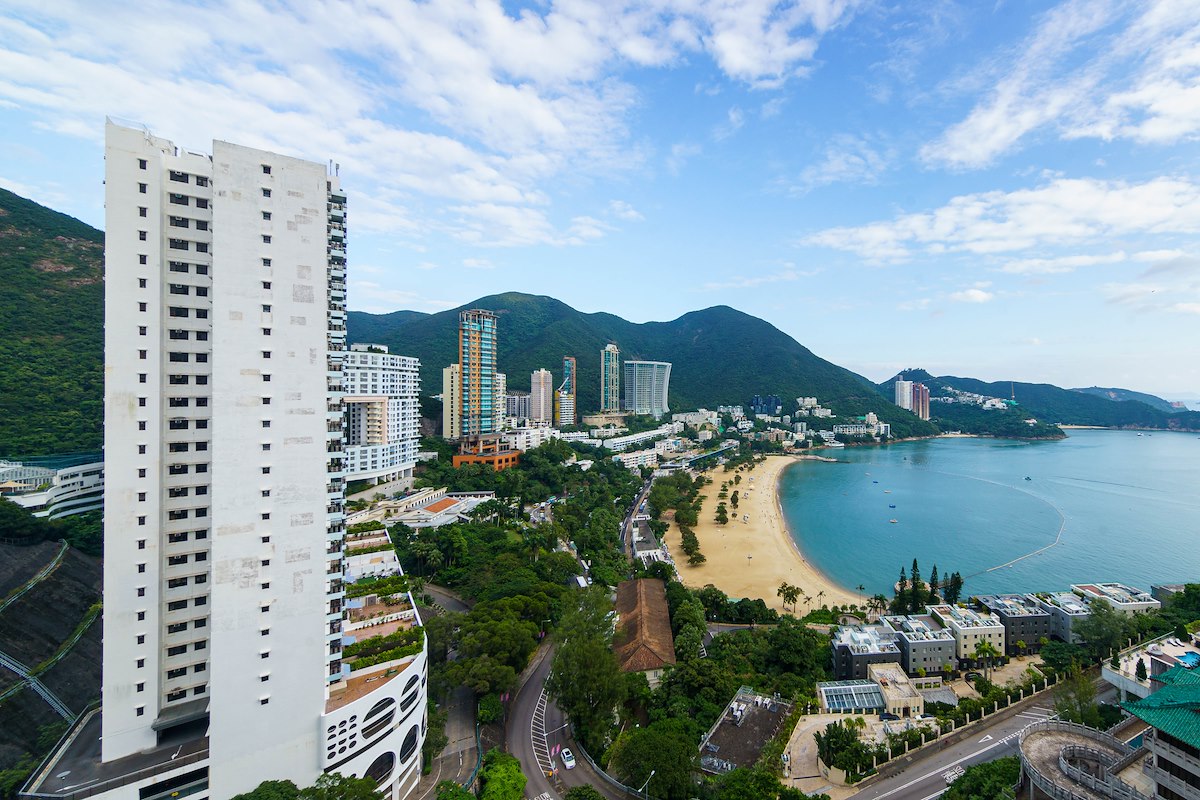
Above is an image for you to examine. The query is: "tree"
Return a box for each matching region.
[943,756,1020,800]
[547,592,625,754]
[564,788,606,800]
[1016,639,1028,656]
[909,559,924,613]
[478,749,526,800]
[730,490,739,509]
[973,640,1000,682]
[928,565,939,602]
[1135,658,1148,681]
[608,720,698,800]
[298,774,386,800]
[231,781,300,800]
[1040,641,1089,673]
[1054,665,1101,728]
[435,782,475,800]
[1075,599,1130,663]
[944,572,964,604]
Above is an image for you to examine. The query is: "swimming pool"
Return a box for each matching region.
[1178,651,1200,669]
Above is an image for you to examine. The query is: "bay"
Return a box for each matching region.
[777,429,1200,598]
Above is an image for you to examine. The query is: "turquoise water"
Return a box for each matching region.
[777,430,1200,598]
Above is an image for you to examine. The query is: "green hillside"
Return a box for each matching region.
[0,189,103,458]
[348,293,937,438]
[879,370,1200,431]
[1071,386,1176,412]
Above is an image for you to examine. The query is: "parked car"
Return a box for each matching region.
[561,749,576,770]
[880,713,900,721]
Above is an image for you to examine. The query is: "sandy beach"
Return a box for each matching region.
[661,454,859,613]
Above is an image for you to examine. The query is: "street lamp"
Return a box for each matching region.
[637,769,656,798]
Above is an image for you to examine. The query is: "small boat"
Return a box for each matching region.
[889,519,898,524]
[872,480,879,484]
[884,490,892,494]
[1024,476,1032,481]
[888,504,896,509]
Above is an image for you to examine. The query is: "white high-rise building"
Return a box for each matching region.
[25,122,426,800]
[623,361,672,419]
[494,372,507,432]
[442,364,461,439]
[343,344,420,486]
[530,368,554,424]
[894,378,913,411]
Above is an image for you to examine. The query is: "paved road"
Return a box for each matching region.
[506,643,636,800]
[622,481,651,561]
[849,682,1118,800]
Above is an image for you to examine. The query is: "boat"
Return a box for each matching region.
[884,490,892,494]
[1024,476,1032,481]
[872,480,879,484]
[888,504,896,509]
[889,519,898,524]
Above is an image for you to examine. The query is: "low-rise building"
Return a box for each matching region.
[501,426,560,452]
[832,625,902,680]
[1122,668,1200,799]
[698,688,793,776]
[717,405,744,420]
[614,579,676,688]
[1071,582,1161,615]
[613,449,658,470]
[1103,634,1200,701]
[928,605,1006,662]
[882,615,957,676]
[7,460,104,520]
[673,409,719,428]
[1034,591,1093,643]
[976,594,1055,654]
[868,663,925,718]
[832,423,870,436]
[452,435,519,471]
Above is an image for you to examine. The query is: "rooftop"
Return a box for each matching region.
[833,625,901,655]
[882,615,955,642]
[614,579,676,674]
[818,680,886,713]
[1071,582,1159,608]
[698,687,793,775]
[1037,592,1091,616]
[1123,668,1200,751]
[977,594,1051,618]
[928,604,1004,629]
[23,710,208,800]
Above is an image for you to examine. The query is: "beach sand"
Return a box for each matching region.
[661,454,859,613]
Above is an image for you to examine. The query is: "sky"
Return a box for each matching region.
[1,0,1199,397]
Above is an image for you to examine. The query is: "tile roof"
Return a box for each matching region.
[1123,667,1200,751]
[614,579,676,674]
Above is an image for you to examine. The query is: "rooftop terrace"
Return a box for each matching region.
[882,615,955,642]
[1037,592,1091,615]
[928,604,1004,629]
[833,625,900,655]
[977,594,1051,618]
[1072,583,1160,609]
[698,687,793,775]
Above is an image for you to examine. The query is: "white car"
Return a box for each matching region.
[561,749,577,770]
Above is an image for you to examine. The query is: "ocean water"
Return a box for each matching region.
[777,430,1200,598]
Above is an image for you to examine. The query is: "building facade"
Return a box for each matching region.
[623,360,672,419]
[600,343,620,412]
[456,309,498,438]
[832,625,903,680]
[530,368,553,425]
[928,605,1006,661]
[881,616,958,675]
[343,344,419,485]
[505,391,531,420]
[912,383,930,420]
[976,595,1055,654]
[29,122,426,800]
[555,356,576,427]
[894,378,913,410]
[441,364,461,440]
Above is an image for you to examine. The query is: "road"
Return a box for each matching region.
[506,643,636,800]
[621,481,652,561]
[849,682,1118,800]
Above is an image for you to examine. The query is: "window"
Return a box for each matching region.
[262,188,271,197]
[261,559,270,566]
[167,667,186,679]
[196,220,209,231]
[196,331,209,341]
[260,674,269,682]
[262,420,271,428]
[194,596,207,606]
[194,663,206,672]
[196,441,207,450]
[261,582,270,589]
[169,170,188,183]
[137,658,145,668]
[139,230,147,241]
[261,513,270,520]
[136,634,145,644]
[169,216,189,228]
[260,628,270,636]
[137,682,145,692]
[262,397,271,404]
[261,467,270,475]
[196,176,208,187]
[261,651,270,659]
[137,563,146,573]
[195,551,207,561]
[262,235,272,244]
[170,239,189,250]
[196,264,209,275]
[261,281,271,290]
[138,397,147,407]
[168,577,188,588]
[262,374,271,382]
[196,309,208,319]
[261,535,270,542]
[262,327,271,335]
[262,258,272,267]
[169,306,188,318]
[167,622,186,633]
[139,254,148,264]
[262,443,271,451]
[137,586,146,597]
[169,193,188,205]
[138,539,146,549]
[139,206,148,217]
[196,197,209,209]
[137,611,146,621]
[260,698,269,706]
[167,645,187,657]
[139,183,147,193]
[168,555,188,566]
[169,350,189,361]
[196,242,208,253]
[262,211,272,220]
[138,158,147,170]
[169,329,188,340]
[262,304,271,312]
[139,325,147,335]
[138,491,146,501]
[262,164,272,174]
[138,444,147,454]
[261,605,270,613]
[137,706,145,716]
[139,373,147,384]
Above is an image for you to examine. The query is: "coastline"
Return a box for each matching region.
[661,454,859,614]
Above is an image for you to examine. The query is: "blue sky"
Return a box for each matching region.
[2,0,1199,396]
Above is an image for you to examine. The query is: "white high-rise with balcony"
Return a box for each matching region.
[24,121,426,800]
[343,344,420,487]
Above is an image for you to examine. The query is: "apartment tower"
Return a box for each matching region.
[343,343,421,486]
[26,122,426,800]
[456,309,499,438]
[530,368,554,425]
[600,343,620,413]
[623,361,672,419]
[894,377,913,411]
[555,356,576,427]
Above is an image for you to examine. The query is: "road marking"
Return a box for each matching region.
[978,734,993,742]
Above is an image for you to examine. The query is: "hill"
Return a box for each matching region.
[880,370,1200,431]
[1070,386,1176,412]
[348,293,938,438]
[0,188,103,458]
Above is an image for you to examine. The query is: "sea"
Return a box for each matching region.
[777,429,1200,599]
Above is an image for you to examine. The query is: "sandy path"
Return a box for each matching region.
[662,454,859,613]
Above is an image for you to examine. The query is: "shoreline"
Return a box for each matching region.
[662,454,860,614]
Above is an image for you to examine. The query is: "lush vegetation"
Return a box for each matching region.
[0,189,104,457]
[230,773,385,800]
[347,292,937,437]
[343,626,425,670]
[942,756,1019,800]
[0,722,68,799]
[0,499,101,556]
[931,403,1066,439]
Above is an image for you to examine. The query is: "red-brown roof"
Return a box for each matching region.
[423,497,459,513]
[614,579,676,674]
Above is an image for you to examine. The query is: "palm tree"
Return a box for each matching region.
[974,640,1000,682]
[856,583,866,608]
[784,584,801,613]
[816,589,827,609]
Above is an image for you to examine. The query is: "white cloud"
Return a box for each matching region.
[608,200,644,221]
[462,258,493,269]
[805,176,1200,262]
[791,133,891,193]
[714,106,746,141]
[948,287,994,303]
[922,0,1200,169]
[1001,251,1127,274]
[667,141,702,174]
[700,268,802,291]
